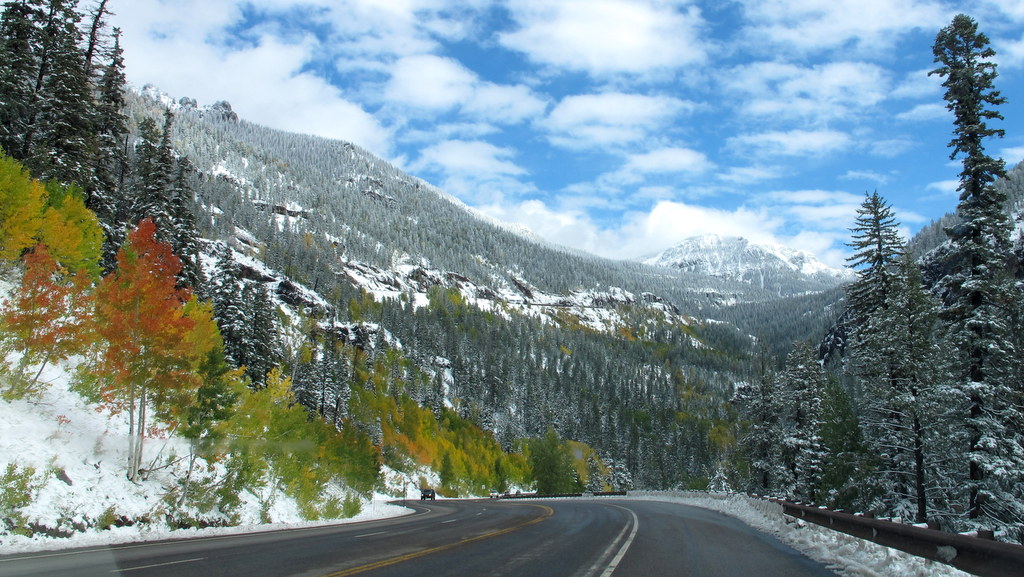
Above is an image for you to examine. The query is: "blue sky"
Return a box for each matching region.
[110,0,1024,267]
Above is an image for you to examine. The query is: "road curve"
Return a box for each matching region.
[0,498,839,577]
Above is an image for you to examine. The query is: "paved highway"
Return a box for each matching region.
[0,498,839,577]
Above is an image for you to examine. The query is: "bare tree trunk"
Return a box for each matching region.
[127,380,137,481]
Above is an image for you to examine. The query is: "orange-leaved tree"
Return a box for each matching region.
[0,244,95,397]
[93,218,198,481]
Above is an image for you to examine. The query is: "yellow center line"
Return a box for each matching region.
[321,504,554,577]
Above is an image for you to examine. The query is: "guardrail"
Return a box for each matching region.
[497,491,628,499]
[767,498,1024,577]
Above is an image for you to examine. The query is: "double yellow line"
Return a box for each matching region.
[322,504,554,577]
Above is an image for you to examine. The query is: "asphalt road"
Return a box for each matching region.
[0,498,839,577]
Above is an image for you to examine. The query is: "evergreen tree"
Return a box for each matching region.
[858,255,955,523]
[210,245,248,369]
[930,13,1022,531]
[243,282,279,389]
[778,342,827,503]
[27,0,93,188]
[818,378,871,510]
[88,26,128,247]
[845,191,903,325]
[0,0,44,158]
[130,112,174,230]
[167,158,202,290]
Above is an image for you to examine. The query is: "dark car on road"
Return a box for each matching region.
[420,489,436,500]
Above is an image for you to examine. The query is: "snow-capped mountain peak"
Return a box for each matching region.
[643,234,853,294]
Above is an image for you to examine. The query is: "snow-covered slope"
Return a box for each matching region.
[643,234,854,295]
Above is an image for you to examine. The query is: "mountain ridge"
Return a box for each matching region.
[643,233,854,295]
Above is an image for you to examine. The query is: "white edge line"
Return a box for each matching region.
[599,507,639,577]
[115,557,205,573]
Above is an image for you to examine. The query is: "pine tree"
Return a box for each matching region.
[89,26,128,241]
[930,13,1022,532]
[167,158,202,290]
[846,191,903,325]
[0,0,44,158]
[27,0,93,188]
[778,342,827,503]
[735,356,789,496]
[210,245,247,368]
[858,255,955,523]
[130,111,174,230]
[242,282,279,389]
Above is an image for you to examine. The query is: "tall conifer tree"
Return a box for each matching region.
[930,13,1022,532]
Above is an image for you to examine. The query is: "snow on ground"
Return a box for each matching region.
[629,491,973,577]
[0,355,411,555]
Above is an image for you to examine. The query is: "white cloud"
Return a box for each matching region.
[895,103,948,122]
[624,148,711,173]
[1002,146,1024,165]
[409,139,534,205]
[543,93,694,149]
[869,138,916,158]
[464,83,549,124]
[500,0,707,76]
[412,139,526,177]
[728,129,853,158]
[385,54,477,111]
[890,68,943,99]
[479,198,788,261]
[926,180,959,197]
[111,4,392,155]
[719,165,783,184]
[384,56,547,124]
[997,33,1024,68]
[736,0,948,55]
[841,170,890,185]
[725,61,890,122]
[602,147,713,186]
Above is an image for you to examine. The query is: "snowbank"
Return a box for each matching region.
[0,358,410,554]
[630,491,973,577]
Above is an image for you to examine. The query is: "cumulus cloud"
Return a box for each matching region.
[384,56,547,124]
[111,1,393,155]
[463,83,549,124]
[543,93,695,149]
[385,55,477,111]
[500,0,708,76]
[926,180,959,197]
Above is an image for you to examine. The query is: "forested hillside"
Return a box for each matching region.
[1,2,1021,545]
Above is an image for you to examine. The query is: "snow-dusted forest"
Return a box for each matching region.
[1,1,1022,547]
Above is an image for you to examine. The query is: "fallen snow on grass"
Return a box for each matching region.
[630,491,973,577]
[0,357,411,555]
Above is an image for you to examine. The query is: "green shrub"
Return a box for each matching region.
[342,493,362,518]
[0,463,44,536]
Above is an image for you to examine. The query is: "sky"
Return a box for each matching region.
[108,0,1024,267]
